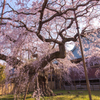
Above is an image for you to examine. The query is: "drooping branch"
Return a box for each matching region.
[0,43,66,73]
[1,32,27,43]
[0,54,22,66]
[0,17,33,32]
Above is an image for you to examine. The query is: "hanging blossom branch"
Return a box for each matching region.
[0,17,34,32]
[0,53,22,66]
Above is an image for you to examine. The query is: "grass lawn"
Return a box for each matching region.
[0,90,100,100]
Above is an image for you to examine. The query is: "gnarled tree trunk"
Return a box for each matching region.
[38,74,55,96]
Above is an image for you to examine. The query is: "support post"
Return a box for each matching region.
[73,3,92,100]
[77,27,92,100]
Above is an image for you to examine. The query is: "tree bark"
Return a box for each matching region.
[38,74,54,96]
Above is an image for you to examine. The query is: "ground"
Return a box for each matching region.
[0,90,100,100]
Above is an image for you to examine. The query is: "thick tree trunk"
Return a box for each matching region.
[38,75,55,96]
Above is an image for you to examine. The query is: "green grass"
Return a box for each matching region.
[0,90,100,100]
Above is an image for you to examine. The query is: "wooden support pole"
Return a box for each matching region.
[74,12,92,100]
[77,28,92,100]
[72,1,92,99]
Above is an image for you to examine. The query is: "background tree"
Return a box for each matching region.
[0,64,6,82]
[0,63,6,95]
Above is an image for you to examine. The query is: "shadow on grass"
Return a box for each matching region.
[0,97,14,100]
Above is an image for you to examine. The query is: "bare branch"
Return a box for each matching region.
[37,0,48,35]
[0,0,6,23]
[0,53,22,66]
[5,3,37,15]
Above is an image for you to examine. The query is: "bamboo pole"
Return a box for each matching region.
[73,9,92,100]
